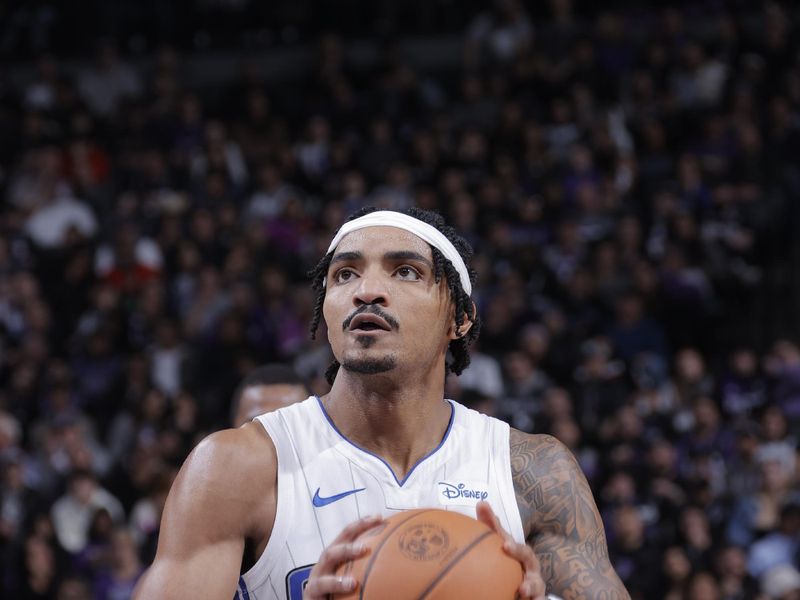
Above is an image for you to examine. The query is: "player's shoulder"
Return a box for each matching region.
[179,422,276,501]
[199,420,275,467]
[508,429,587,536]
[509,428,576,472]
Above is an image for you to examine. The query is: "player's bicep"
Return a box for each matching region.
[135,430,268,599]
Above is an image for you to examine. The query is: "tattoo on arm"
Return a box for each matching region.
[510,430,630,600]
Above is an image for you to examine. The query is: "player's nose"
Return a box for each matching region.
[352,268,389,307]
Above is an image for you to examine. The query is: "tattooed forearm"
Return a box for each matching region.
[535,528,624,600]
[510,430,630,600]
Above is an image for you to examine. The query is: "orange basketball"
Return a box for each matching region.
[334,508,523,599]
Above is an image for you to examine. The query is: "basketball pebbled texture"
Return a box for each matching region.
[334,508,523,599]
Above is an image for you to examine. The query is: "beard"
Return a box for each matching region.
[342,355,397,375]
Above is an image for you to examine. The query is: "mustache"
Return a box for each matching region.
[342,305,400,331]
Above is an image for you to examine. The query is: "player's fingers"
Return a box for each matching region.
[518,569,547,600]
[303,573,357,599]
[475,499,496,524]
[332,514,384,544]
[502,541,545,600]
[476,501,512,543]
[313,541,368,573]
[475,501,499,531]
[305,516,382,598]
[503,539,538,571]
[476,504,544,599]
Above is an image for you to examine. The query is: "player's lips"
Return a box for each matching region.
[349,314,392,332]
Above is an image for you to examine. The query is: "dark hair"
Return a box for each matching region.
[309,206,480,385]
[230,364,309,421]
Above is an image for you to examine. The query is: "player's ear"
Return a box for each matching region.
[447,300,476,341]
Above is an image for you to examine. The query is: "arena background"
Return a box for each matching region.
[1,1,800,598]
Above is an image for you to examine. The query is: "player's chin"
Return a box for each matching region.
[341,354,398,376]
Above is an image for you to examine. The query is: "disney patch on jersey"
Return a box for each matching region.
[437,480,490,506]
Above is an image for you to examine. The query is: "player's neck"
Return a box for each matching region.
[322,370,452,481]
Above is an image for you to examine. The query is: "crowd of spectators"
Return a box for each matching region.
[1,1,800,598]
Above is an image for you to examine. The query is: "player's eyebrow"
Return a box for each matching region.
[330,250,434,270]
[383,250,433,270]
[330,251,363,266]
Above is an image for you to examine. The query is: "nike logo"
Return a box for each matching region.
[312,487,365,507]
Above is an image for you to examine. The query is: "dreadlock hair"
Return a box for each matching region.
[309,206,481,386]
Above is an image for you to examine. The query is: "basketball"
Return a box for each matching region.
[334,508,523,599]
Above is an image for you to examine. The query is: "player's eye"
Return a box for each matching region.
[395,266,421,281]
[334,268,356,283]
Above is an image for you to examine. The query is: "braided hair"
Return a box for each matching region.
[309,206,481,385]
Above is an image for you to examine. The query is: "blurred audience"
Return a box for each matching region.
[1,2,800,598]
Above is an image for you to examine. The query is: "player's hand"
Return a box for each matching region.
[476,501,546,600]
[303,514,384,599]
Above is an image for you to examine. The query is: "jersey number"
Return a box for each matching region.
[286,564,314,600]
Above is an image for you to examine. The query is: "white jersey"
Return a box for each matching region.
[236,396,525,600]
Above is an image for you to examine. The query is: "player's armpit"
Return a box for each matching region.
[510,431,630,600]
[134,424,277,600]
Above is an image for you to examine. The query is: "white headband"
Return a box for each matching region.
[325,211,472,295]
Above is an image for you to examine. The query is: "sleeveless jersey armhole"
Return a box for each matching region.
[495,422,526,544]
[240,411,295,592]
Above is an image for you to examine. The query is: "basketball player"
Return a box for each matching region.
[134,208,629,600]
[230,364,310,428]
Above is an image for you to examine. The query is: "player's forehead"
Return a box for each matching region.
[332,226,434,259]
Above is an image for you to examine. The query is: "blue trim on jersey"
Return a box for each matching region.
[238,576,250,600]
[314,395,455,487]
